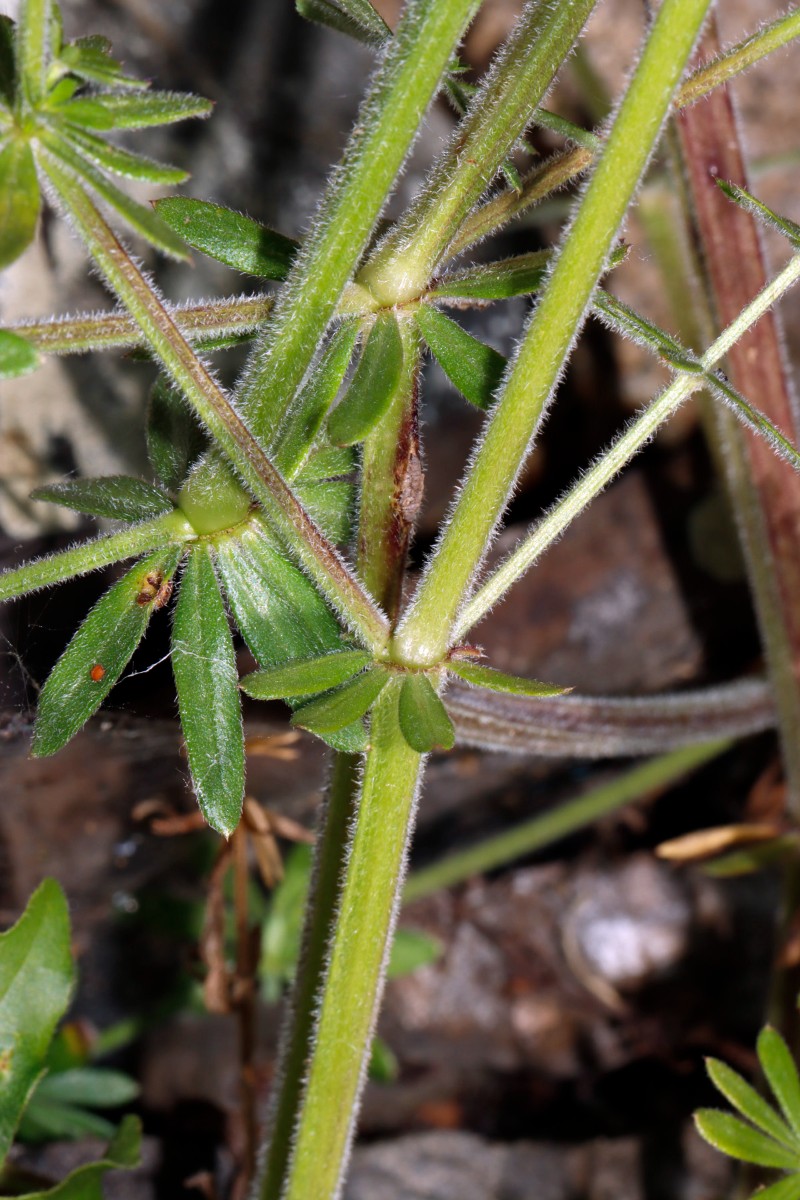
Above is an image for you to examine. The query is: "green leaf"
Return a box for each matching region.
[0,880,74,1166]
[0,16,16,106]
[0,139,41,269]
[87,90,213,130]
[294,446,356,484]
[594,290,712,372]
[760,1028,800,1139]
[241,650,372,701]
[214,520,342,668]
[429,250,551,301]
[0,329,39,379]
[387,927,442,978]
[327,314,404,446]
[398,673,455,753]
[58,97,116,129]
[275,320,360,476]
[415,306,506,410]
[171,546,245,836]
[30,475,174,521]
[154,197,298,278]
[40,138,190,260]
[14,1114,141,1199]
[706,371,800,475]
[296,0,389,47]
[33,546,182,758]
[260,844,312,1003]
[58,41,145,90]
[295,477,353,542]
[706,1057,800,1151]
[694,1109,800,1169]
[32,1066,140,1108]
[291,667,389,735]
[745,1176,800,1200]
[318,720,370,754]
[17,1098,115,1142]
[146,376,207,492]
[448,661,566,697]
[63,127,188,185]
[717,180,800,251]
[368,1036,398,1083]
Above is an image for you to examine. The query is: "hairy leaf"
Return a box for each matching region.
[0,139,40,269]
[327,314,404,446]
[154,197,298,278]
[695,1109,800,1169]
[33,546,182,757]
[295,477,353,542]
[30,475,174,522]
[706,1057,800,1150]
[760,1028,800,1139]
[241,650,372,701]
[449,661,566,697]
[291,667,389,735]
[146,376,207,492]
[294,445,356,484]
[63,127,188,185]
[296,0,389,47]
[398,673,455,752]
[416,306,506,410]
[429,250,551,301]
[0,329,39,379]
[172,546,245,836]
[0,880,74,1165]
[275,320,360,475]
[718,180,800,250]
[91,90,213,129]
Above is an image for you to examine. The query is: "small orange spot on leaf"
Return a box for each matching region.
[90,663,106,683]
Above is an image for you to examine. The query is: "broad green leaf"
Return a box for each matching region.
[294,445,356,484]
[694,1109,800,1169]
[241,649,372,701]
[275,320,360,476]
[154,197,298,278]
[40,138,190,260]
[14,1114,141,1199]
[146,376,207,492]
[0,16,15,106]
[0,139,41,269]
[33,546,182,758]
[296,0,389,46]
[0,880,74,1166]
[64,127,188,185]
[398,673,455,753]
[295,477,353,542]
[327,314,404,446]
[429,250,551,301]
[449,661,566,697]
[171,546,245,836]
[215,521,341,667]
[87,90,213,130]
[706,1057,800,1150]
[760,1028,800,1139]
[387,928,442,979]
[291,667,389,735]
[319,720,370,754]
[368,1036,398,1083]
[415,306,506,410]
[0,329,39,379]
[17,1099,114,1142]
[32,1066,140,1108]
[30,475,174,521]
[260,844,313,1003]
[718,180,800,250]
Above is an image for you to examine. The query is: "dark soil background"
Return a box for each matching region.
[2,0,800,1196]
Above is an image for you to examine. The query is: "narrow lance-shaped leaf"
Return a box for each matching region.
[154,197,298,278]
[398,673,455,752]
[33,546,183,758]
[705,1057,800,1151]
[30,475,174,522]
[449,660,567,697]
[15,1114,142,1199]
[707,370,800,474]
[296,0,390,47]
[146,376,207,493]
[241,650,372,701]
[717,179,800,251]
[429,250,551,301]
[415,305,506,411]
[694,1109,800,1170]
[171,546,245,837]
[327,313,404,446]
[63,127,188,185]
[759,1028,800,1140]
[90,89,213,129]
[58,40,146,89]
[30,1066,139,1108]
[0,139,41,269]
[0,879,74,1166]
[18,1097,116,1142]
[291,666,389,735]
[0,328,39,379]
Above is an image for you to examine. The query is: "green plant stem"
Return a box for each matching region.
[6,295,274,355]
[396,0,713,667]
[0,511,191,602]
[42,157,389,654]
[259,753,360,1200]
[677,6,800,108]
[237,0,482,448]
[356,317,422,620]
[360,0,597,303]
[269,683,422,1200]
[454,247,800,640]
[17,0,50,109]
[405,739,731,901]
